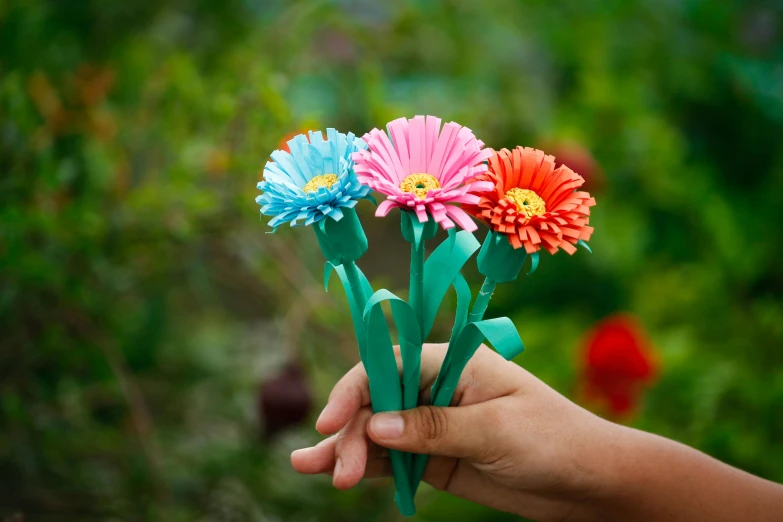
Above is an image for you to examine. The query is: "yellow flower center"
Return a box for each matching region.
[399,173,441,199]
[505,188,546,219]
[302,173,339,193]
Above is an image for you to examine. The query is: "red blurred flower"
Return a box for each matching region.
[580,314,657,418]
[258,361,312,439]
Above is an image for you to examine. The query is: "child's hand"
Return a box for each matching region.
[291,343,613,520]
[291,343,783,521]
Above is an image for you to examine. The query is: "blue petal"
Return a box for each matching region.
[256,128,372,229]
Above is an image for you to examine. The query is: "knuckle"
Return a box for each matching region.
[416,406,449,444]
[348,382,363,404]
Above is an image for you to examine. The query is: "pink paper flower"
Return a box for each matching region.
[352,115,494,231]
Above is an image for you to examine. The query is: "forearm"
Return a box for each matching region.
[582,423,783,521]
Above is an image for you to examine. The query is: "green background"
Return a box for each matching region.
[2,0,782,520]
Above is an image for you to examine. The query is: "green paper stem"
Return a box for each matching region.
[364,304,416,516]
[408,239,425,402]
[468,277,497,324]
[326,264,416,516]
[406,221,426,476]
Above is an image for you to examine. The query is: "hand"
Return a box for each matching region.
[290,343,615,520]
[292,344,783,521]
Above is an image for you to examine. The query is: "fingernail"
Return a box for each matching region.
[333,457,343,480]
[371,413,404,439]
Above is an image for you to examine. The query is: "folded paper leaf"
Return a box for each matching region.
[432,317,524,407]
[430,272,472,404]
[578,239,592,253]
[421,230,480,339]
[363,289,423,413]
[324,261,373,362]
[364,304,416,516]
[527,251,540,275]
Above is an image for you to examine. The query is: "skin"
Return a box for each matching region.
[291,344,783,521]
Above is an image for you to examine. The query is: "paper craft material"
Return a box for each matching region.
[257,124,596,516]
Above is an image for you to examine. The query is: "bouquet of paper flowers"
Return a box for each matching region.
[256,116,596,516]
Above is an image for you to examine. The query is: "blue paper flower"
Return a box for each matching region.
[256,129,370,229]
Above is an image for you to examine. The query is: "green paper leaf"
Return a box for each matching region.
[430,272,472,400]
[578,239,592,253]
[432,317,524,407]
[447,227,457,251]
[364,304,416,516]
[324,261,373,362]
[527,251,540,275]
[363,289,422,411]
[324,262,334,292]
[420,231,480,339]
[411,314,524,495]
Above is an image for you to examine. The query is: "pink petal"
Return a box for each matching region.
[415,203,428,223]
[445,205,478,232]
[429,201,448,223]
[388,119,410,175]
[376,198,399,217]
[408,115,426,173]
[425,115,441,166]
[427,122,457,178]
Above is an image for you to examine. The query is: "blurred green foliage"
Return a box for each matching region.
[2,0,783,520]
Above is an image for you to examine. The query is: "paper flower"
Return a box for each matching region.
[462,147,596,254]
[256,129,369,229]
[581,314,657,417]
[352,115,494,232]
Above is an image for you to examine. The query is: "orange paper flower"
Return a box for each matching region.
[463,147,596,254]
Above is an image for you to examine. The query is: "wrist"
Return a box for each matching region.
[558,415,638,521]
[569,419,673,521]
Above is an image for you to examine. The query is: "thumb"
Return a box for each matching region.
[367,405,492,459]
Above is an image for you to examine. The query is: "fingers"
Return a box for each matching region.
[291,436,337,474]
[367,403,498,460]
[316,363,370,435]
[293,407,384,488]
[332,406,374,490]
[316,344,449,436]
